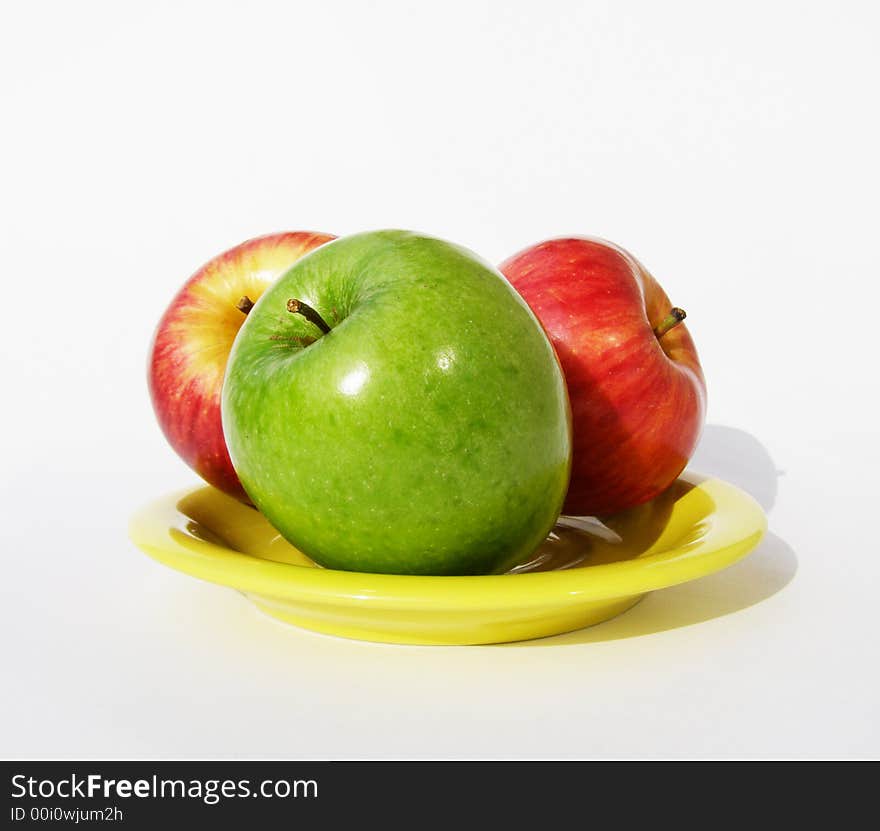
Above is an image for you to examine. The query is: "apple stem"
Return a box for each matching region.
[287,298,332,334]
[236,296,255,315]
[653,307,687,338]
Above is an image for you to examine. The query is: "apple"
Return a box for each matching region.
[148,231,335,500]
[221,230,572,575]
[499,237,706,517]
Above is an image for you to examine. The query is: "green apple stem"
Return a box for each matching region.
[236,296,255,315]
[653,307,687,338]
[287,298,332,334]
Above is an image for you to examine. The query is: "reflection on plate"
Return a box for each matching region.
[129,473,766,645]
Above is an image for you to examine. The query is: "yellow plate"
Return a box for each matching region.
[129,472,766,645]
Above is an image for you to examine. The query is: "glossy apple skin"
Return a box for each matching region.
[500,237,706,517]
[148,231,335,500]
[222,230,572,575]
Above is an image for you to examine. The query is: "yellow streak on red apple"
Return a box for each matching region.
[169,241,318,387]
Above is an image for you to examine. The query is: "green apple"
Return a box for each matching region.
[222,230,571,575]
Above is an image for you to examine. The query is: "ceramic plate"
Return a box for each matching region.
[129,472,766,645]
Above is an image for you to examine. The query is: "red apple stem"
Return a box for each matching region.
[653,307,687,338]
[287,298,332,334]
[236,296,255,314]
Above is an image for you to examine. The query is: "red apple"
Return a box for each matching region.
[500,237,706,516]
[148,231,335,499]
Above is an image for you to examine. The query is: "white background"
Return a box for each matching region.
[1,1,877,760]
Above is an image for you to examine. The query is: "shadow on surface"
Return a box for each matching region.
[690,423,782,511]
[503,423,796,646]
